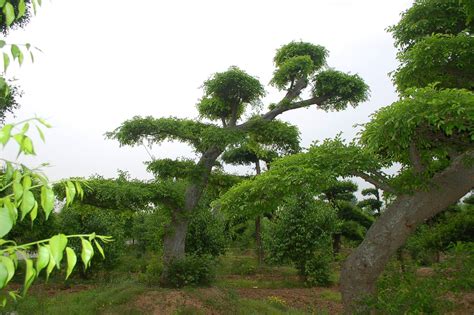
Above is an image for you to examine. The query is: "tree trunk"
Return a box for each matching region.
[161,147,223,272]
[340,151,474,313]
[254,160,265,265]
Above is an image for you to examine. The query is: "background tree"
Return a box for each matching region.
[221,119,300,265]
[107,41,369,277]
[219,1,474,311]
[357,187,382,216]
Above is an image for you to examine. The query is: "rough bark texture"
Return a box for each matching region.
[340,151,474,313]
[254,160,264,265]
[162,147,223,268]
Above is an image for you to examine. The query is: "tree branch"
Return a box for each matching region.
[409,142,425,173]
[352,171,397,194]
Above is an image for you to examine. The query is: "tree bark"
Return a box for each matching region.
[340,151,474,313]
[254,160,265,265]
[161,147,223,272]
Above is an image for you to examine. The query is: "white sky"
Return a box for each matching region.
[2,0,413,182]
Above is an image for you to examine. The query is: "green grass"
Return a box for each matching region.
[4,280,146,315]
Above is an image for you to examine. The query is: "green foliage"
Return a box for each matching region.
[364,242,474,314]
[264,193,339,285]
[393,34,474,92]
[0,0,35,33]
[360,87,474,167]
[165,254,217,288]
[199,66,265,123]
[140,258,164,286]
[387,0,473,50]
[146,158,202,180]
[0,79,20,124]
[312,70,369,111]
[58,204,128,273]
[272,41,328,89]
[186,207,227,257]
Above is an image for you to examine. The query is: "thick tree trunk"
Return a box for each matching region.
[161,147,222,271]
[340,151,474,313]
[162,211,189,266]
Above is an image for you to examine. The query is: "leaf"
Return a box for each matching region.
[20,190,35,220]
[2,3,15,27]
[65,247,77,280]
[66,181,76,205]
[22,175,32,190]
[0,40,5,48]
[35,246,50,276]
[81,238,94,269]
[22,136,35,155]
[45,247,55,281]
[18,0,26,19]
[0,206,14,238]
[29,201,38,222]
[0,263,8,289]
[18,50,24,66]
[37,118,52,128]
[13,181,23,201]
[36,125,45,142]
[40,186,55,219]
[0,124,12,145]
[23,259,36,295]
[49,234,68,268]
[0,256,15,285]
[94,239,105,259]
[10,44,21,60]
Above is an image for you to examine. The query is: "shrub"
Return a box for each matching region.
[165,255,216,288]
[304,249,333,286]
[186,207,227,257]
[139,258,164,286]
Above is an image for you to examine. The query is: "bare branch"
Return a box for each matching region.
[352,171,397,194]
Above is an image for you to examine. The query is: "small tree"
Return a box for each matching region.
[358,187,382,216]
[221,120,300,265]
[108,41,369,276]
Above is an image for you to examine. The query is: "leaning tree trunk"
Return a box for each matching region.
[340,151,474,313]
[254,160,265,265]
[162,147,222,270]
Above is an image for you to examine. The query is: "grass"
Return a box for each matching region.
[3,280,146,315]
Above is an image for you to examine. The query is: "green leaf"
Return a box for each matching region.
[40,186,55,219]
[20,190,35,220]
[23,259,36,295]
[37,118,52,128]
[65,247,76,280]
[0,206,14,238]
[49,234,68,268]
[81,238,94,269]
[65,181,76,205]
[10,45,20,60]
[22,175,32,190]
[35,246,50,276]
[45,247,55,281]
[36,125,45,142]
[22,136,35,155]
[0,40,5,48]
[13,181,23,201]
[29,201,38,222]
[0,263,8,289]
[0,256,15,285]
[0,124,12,145]
[18,50,24,66]
[94,240,105,259]
[18,0,26,19]
[2,3,15,27]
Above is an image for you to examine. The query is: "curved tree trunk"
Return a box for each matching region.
[340,151,474,313]
[162,147,223,272]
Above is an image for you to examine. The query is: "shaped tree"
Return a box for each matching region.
[221,120,300,264]
[108,41,368,274]
[219,1,474,311]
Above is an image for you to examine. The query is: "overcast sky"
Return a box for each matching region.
[2,0,412,182]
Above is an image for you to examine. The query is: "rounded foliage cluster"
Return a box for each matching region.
[312,70,369,111]
[164,254,216,288]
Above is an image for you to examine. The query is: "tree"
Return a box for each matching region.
[219,1,474,310]
[0,3,109,305]
[221,119,300,265]
[107,41,369,276]
[358,187,382,215]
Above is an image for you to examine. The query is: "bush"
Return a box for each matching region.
[304,249,333,286]
[139,258,164,286]
[186,207,227,257]
[264,192,339,286]
[165,255,216,288]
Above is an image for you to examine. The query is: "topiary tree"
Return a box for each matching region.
[107,41,369,276]
[358,187,382,216]
[221,120,300,265]
[220,1,474,310]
